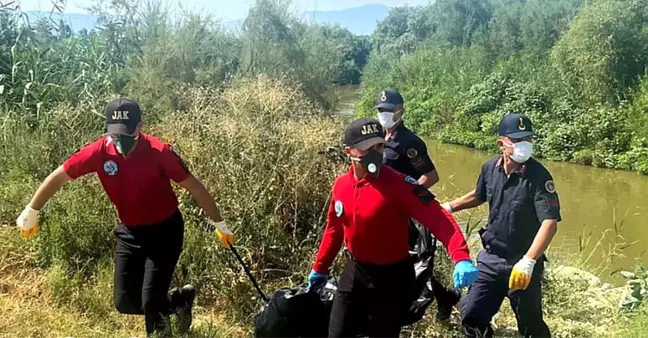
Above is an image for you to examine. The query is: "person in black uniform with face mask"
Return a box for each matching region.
[374,88,462,321]
[441,113,561,338]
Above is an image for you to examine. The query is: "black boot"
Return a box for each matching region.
[177,284,196,334]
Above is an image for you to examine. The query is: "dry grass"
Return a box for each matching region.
[0,228,247,338]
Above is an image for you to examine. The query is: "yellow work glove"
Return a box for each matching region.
[213,220,234,248]
[16,205,40,239]
[509,256,536,290]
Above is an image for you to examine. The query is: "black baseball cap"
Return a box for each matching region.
[498,113,536,139]
[344,118,387,151]
[375,88,404,111]
[105,98,142,135]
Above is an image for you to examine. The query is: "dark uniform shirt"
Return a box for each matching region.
[475,156,561,262]
[312,165,471,274]
[383,122,435,179]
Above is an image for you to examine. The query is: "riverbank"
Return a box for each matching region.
[0,226,643,338]
[2,76,646,338]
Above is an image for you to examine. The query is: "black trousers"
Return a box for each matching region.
[113,209,185,335]
[460,250,550,338]
[328,257,415,338]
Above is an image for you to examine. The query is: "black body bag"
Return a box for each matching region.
[224,219,437,338]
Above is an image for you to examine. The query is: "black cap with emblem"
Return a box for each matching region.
[375,88,404,111]
[106,98,142,135]
[498,113,536,139]
[344,118,387,151]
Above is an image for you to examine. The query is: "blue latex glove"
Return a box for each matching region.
[453,260,479,289]
[307,269,328,289]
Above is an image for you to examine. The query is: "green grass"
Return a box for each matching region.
[615,305,648,337]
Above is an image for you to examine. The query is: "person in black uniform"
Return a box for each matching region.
[374,88,461,321]
[441,113,561,338]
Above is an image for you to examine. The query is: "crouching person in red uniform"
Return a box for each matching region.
[307,118,479,338]
[15,98,234,337]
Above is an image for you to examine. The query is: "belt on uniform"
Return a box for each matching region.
[347,252,411,271]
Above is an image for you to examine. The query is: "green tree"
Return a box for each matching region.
[551,0,648,106]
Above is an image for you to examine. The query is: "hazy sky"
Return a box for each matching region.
[16,0,430,21]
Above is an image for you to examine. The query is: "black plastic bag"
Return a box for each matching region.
[248,219,437,337]
[323,228,436,330]
[254,278,339,338]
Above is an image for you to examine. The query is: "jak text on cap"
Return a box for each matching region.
[344,118,387,151]
[106,98,142,135]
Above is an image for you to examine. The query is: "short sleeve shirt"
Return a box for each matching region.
[383,123,436,179]
[63,133,191,226]
[475,156,561,258]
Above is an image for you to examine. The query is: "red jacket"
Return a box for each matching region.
[313,164,471,274]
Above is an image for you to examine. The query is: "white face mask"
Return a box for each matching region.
[377,111,398,129]
[503,140,533,163]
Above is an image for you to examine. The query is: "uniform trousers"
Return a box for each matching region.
[113,208,185,335]
[460,250,550,338]
[328,256,415,338]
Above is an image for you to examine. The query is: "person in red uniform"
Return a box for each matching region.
[15,98,234,337]
[307,118,479,338]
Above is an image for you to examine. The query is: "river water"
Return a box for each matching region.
[425,139,648,285]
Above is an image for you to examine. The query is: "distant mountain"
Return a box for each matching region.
[22,3,392,36]
[24,11,98,32]
[226,4,391,36]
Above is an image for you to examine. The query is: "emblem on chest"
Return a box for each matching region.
[334,200,344,217]
[103,160,119,176]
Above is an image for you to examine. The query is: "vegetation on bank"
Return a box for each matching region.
[357,0,648,175]
[0,0,370,114]
[1,0,648,337]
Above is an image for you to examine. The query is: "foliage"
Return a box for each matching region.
[0,75,349,329]
[358,0,648,175]
[615,303,648,338]
[0,0,370,116]
[619,265,648,311]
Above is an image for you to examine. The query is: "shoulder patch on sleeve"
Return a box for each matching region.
[545,180,556,193]
[406,148,418,159]
[169,144,190,173]
[412,184,435,205]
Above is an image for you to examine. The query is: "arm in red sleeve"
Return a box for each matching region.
[396,175,471,263]
[62,138,103,179]
[161,144,191,182]
[312,193,344,274]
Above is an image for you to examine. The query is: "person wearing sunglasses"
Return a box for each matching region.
[15,98,234,337]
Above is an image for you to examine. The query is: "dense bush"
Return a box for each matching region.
[0,0,371,116]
